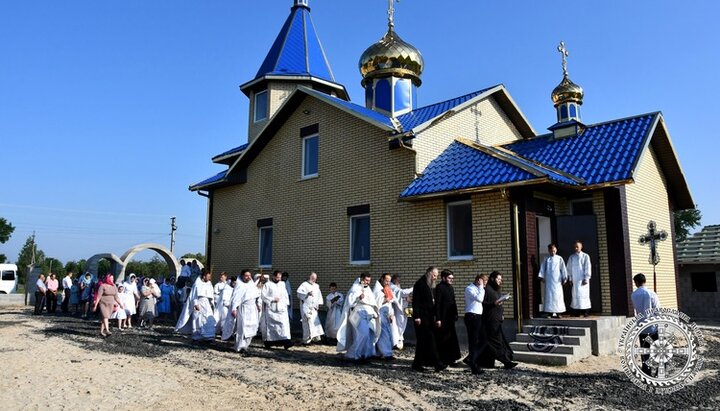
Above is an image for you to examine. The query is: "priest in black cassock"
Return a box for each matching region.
[479,271,517,369]
[411,266,446,372]
[434,269,461,366]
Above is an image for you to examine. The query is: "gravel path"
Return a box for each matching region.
[2,307,717,410]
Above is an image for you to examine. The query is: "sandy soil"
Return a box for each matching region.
[0,307,717,410]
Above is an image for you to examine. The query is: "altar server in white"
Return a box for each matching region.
[297,272,324,345]
[538,243,567,318]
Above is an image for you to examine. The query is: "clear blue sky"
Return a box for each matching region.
[1,1,718,264]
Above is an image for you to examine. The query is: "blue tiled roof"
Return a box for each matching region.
[505,113,658,185]
[400,141,543,198]
[254,4,334,82]
[396,86,498,131]
[301,87,397,130]
[190,170,227,190]
[212,143,248,160]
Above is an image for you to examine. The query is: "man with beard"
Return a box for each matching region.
[336,272,380,361]
[434,269,461,366]
[479,271,517,369]
[213,272,231,334]
[411,266,446,372]
[261,271,293,349]
[175,270,216,341]
[222,269,261,353]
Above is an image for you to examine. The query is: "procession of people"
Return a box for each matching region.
[31,241,607,375]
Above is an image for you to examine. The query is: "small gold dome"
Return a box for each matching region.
[359,29,424,87]
[551,74,584,106]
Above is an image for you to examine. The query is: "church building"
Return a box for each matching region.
[190,0,694,325]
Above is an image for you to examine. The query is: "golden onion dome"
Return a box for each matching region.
[551,74,584,106]
[359,28,424,87]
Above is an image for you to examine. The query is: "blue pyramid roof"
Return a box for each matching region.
[253,3,334,82]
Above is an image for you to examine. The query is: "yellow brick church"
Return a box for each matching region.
[190,0,693,324]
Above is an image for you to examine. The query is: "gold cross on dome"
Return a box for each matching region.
[388,0,401,29]
[557,41,569,76]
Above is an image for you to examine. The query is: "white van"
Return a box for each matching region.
[0,264,18,294]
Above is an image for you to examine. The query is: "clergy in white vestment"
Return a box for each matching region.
[222,270,261,353]
[336,273,381,360]
[297,272,324,344]
[567,241,592,315]
[538,243,568,317]
[373,274,402,359]
[390,274,413,349]
[213,273,231,334]
[175,271,217,340]
[324,283,344,340]
[261,271,293,349]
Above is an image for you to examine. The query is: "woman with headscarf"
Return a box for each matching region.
[138,278,161,328]
[92,274,123,337]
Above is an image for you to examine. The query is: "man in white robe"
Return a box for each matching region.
[175,271,217,341]
[390,274,413,349]
[222,270,261,353]
[213,272,231,334]
[374,274,402,359]
[336,273,381,361]
[297,272,324,345]
[261,271,293,349]
[538,243,568,318]
[567,240,592,316]
[324,282,344,340]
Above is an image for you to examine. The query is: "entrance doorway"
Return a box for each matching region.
[556,215,602,313]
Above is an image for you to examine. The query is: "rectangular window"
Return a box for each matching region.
[302,134,319,178]
[447,200,473,259]
[258,225,273,268]
[254,90,268,123]
[1,270,15,281]
[350,214,370,264]
[691,272,717,292]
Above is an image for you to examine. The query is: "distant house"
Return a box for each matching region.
[677,225,720,319]
[190,1,694,324]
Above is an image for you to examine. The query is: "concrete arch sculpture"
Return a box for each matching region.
[117,243,180,283]
[85,253,125,279]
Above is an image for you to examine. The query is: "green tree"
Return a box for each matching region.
[181,252,206,266]
[674,208,702,243]
[0,217,15,263]
[16,235,45,285]
[146,256,169,278]
[42,257,65,277]
[64,261,79,275]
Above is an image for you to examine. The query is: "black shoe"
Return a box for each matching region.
[434,364,448,373]
[411,364,424,372]
[264,342,272,349]
[504,362,518,370]
[471,367,483,375]
[462,356,471,366]
[284,341,294,350]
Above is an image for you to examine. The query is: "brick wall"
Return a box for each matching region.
[413,96,523,174]
[212,95,516,315]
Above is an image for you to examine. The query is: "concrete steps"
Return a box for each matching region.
[512,324,592,366]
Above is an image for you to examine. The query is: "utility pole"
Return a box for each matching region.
[170,216,177,253]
